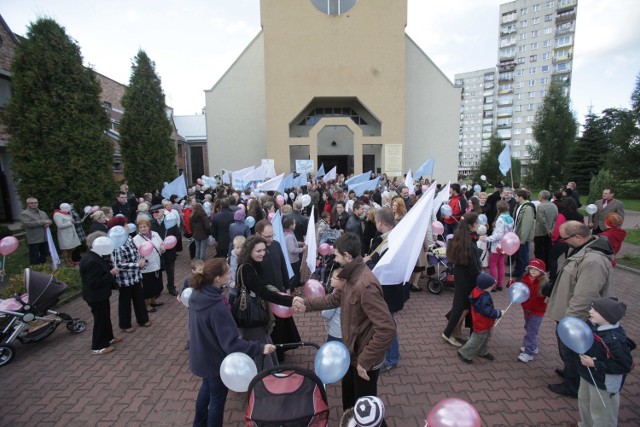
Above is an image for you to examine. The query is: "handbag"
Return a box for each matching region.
[232,264,269,328]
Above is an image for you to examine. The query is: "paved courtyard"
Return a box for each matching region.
[0,246,638,426]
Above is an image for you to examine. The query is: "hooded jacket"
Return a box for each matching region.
[599,227,627,267]
[469,287,501,332]
[547,236,614,322]
[485,212,514,254]
[189,285,264,379]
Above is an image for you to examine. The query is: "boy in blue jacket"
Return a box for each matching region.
[576,297,635,427]
[458,272,503,364]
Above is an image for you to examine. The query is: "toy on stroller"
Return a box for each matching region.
[426,241,455,294]
[0,268,86,366]
[245,342,330,426]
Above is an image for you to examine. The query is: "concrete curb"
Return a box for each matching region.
[616,264,640,275]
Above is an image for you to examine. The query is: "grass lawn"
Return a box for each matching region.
[624,228,640,245]
[618,254,640,270]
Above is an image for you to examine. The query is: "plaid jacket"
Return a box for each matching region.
[113,237,143,287]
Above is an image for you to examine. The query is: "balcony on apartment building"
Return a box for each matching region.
[555,8,576,24]
[501,11,517,24]
[498,61,517,73]
[498,72,514,82]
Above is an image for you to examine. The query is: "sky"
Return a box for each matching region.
[2,0,639,123]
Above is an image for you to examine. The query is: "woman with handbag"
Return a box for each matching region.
[133,217,165,313]
[234,235,295,369]
[190,258,275,427]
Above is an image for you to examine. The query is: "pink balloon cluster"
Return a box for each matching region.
[163,235,177,250]
[431,221,444,235]
[318,243,333,256]
[499,232,520,256]
[304,279,326,298]
[138,241,154,257]
[0,236,19,256]
[270,292,294,318]
[426,398,481,427]
[275,195,285,206]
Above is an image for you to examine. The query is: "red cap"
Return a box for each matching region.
[527,258,546,273]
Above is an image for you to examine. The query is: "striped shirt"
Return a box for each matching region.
[113,237,143,287]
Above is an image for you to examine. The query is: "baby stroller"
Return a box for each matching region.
[245,342,330,426]
[426,240,455,295]
[0,268,86,366]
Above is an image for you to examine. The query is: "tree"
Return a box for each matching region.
[529,82,577,189]
[4,18,114,211]
[600,107,639,182]
[119,50,175,195]
[475,135,520,188]
[587,169,614,205]
[565,110,607,191]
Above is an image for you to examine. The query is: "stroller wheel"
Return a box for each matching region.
[427,278,444,295]
[67,320,87,334]
[0,343,16,367]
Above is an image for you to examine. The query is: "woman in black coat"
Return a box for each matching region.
[441,213,481,347]
[80,231,121,355]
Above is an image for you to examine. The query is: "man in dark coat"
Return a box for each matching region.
[485,182,504,230]
[112,191,135,223]
[210,197,235,258]
[150,206,180,296]
[285,200,309,242]
[255,220,301,362]
[345,200,365,255]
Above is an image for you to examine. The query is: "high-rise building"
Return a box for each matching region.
[454,69,497,176]
[496,0,578,168]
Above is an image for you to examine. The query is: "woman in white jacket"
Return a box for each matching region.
[53,202,81,265]
[480,200,514,291]
[133,217,165,312]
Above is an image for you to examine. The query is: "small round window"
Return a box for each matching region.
[310,0,358,15]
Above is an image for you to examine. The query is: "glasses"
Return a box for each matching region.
[261,234,274,239]
[151,210,161,214]
[559,234,576,242]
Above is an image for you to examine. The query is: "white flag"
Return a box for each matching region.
[257,173,284,192]
[404,169,414,195]
[323,166,337,182]
[498,143,511,176]
[305,206,317,275]
[272,211,294,279]
[372,185,436,285]
[46,227,60,271]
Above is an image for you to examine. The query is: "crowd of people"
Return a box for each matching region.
[18,174,634,426]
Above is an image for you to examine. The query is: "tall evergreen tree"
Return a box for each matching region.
[600,107,639,182]
[565,110,607,191]
[5,18,114,211]
[529,82,577,189]
[119,50,175,195]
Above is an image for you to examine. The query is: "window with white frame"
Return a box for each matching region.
[539,89,546,97]
[531,30,539,37]
[544,27,552,34]
[529,79,536,86]
[527,103,535,111]
[521,20,528,28]
[526,127,533,134]
[527,115,535,122]
[546,1,554,8]
[531,42,539,50]
[528,91,536,98]
[541,65,549,72]
[520,33,527,40]
[530,54,538,62]
[545,13,553,21]
[533,4,541,11]
[530,67,537,74]
[518,57,525,64]
[542,52,551,60]
[533,17,540,25]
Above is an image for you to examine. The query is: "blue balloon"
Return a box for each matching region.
[244,216,256,228]
[478,214,488,225]
[558,316,594,354]
[508,282,530,304]
[163,214,178,229]
[107,225,128,250]
[128,223,137,234]
[474,184,481,193]
[314,341,350,384]
[440,204,452,217]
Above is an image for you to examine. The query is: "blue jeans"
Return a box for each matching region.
[195,239,207,261]
[513,243,529,278]
[385,313,399,367]
[194,376,228,427]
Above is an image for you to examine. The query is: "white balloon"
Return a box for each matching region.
[220,352,258,392]
[181,287,193,308]
[301,194,311,207]
[480,175,487,181]
[289,192,295,200]
[476,224,487,236]
[586,204,598,215]
[92,236,114,256]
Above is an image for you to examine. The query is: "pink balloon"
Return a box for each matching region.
[426,398,481,427]
[239,204,246,212]
[431,221,444,235]
[304,279,326,298]
[138,241,154,257]
[91,205,100,213]
[163,235,177,250]
[318,243,332,256]
[0,236,19,256]
[268,212,276,221]
[500,231,521,256]
[276,195,285,206]
[269,300,294,319]
[197,178,204,185]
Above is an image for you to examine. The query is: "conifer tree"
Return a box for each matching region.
[5,18,114,211]
[119,50,175,195]
[565,111,607,191]
[529,82,577,189]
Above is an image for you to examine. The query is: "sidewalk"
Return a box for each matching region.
[0,243,638,426]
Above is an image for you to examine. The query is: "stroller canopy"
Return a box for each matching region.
[24,268,68,310]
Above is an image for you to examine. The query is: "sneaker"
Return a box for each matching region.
[442,333,462,347]
[518,352,534,363]
[457,351,473,364]
[453,335,469,344]
[520,346,539,354]
[91,347,115,355]
[380,363,397,373]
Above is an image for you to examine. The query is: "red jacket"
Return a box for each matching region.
[444,194,465,225]
[599,227,626,267]
[183,206,193,235]
[520,273,546,316]
[470,287,501,332]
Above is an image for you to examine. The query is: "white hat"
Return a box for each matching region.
[59,203,72,212]
[352,396,385,427]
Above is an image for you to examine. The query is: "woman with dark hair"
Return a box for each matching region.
[189,258,275,427]
[331,201,349,232]
[320,191,334,223]
[190,203,211,261]
[236,235,296,369]
[247,198,265,232]
[442,212,481,347]
[548,197,583,282]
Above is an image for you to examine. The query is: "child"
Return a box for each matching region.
[518,258,548,363]
[339,396,385,427]
[458,272,503,364]
[479,200,514,291]
[322,268,343,343]
[576,297,635,427]
[227,235,246,306]
[178,259,205,350]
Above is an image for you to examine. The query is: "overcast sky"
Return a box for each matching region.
[3,0,639,123]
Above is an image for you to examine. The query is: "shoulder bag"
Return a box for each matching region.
[232,264,269,328]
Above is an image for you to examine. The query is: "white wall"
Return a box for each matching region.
[404,36,461,183]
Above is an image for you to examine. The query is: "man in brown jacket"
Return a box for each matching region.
[294,232,394,420]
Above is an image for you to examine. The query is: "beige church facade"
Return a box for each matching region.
[205,0,460,181]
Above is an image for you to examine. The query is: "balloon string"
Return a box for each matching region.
[494,302,513,327]
[587,365,607,407]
